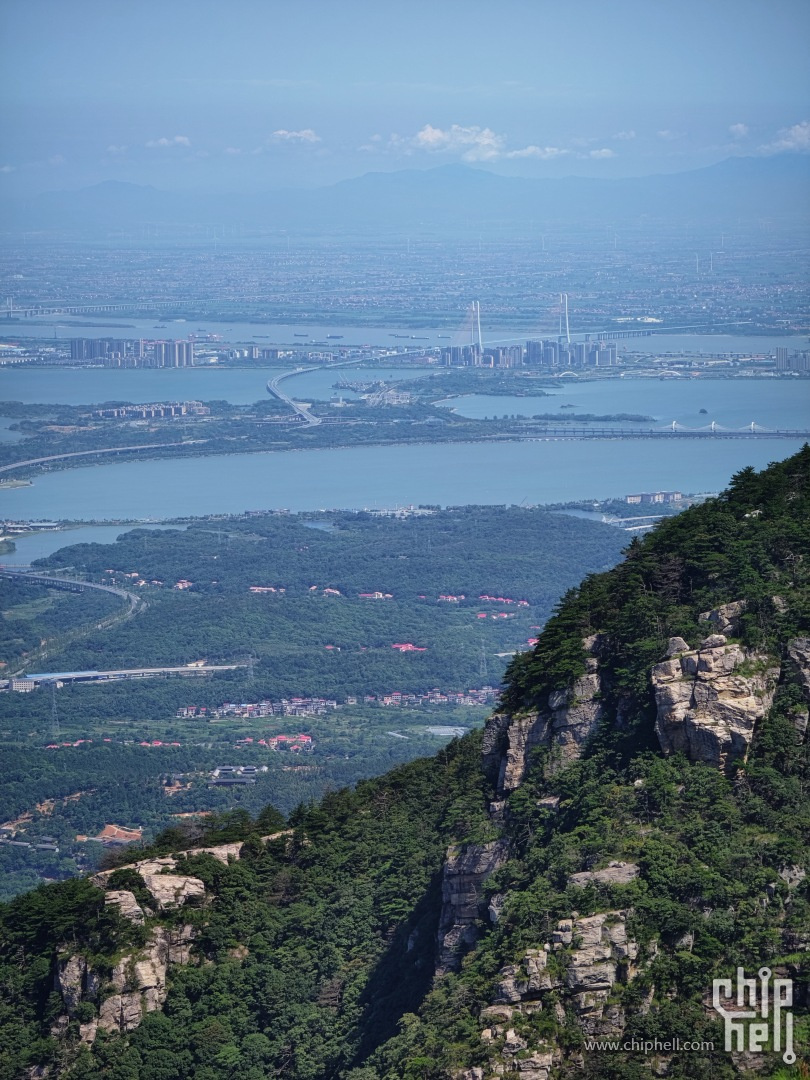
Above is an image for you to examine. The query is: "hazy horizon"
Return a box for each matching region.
[2,0,809,196]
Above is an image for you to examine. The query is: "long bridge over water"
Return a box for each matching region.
[517,423,810,440]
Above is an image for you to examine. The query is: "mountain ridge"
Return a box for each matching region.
[1,448,808,1078]
[3,155,809,234]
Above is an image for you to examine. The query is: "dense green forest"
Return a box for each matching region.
[0,449,807,1078]
[31,507,624,683]
[0,576,122,671]
[0,507,624,896]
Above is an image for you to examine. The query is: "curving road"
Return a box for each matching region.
[267,357,367,426]
[0,568,147,677]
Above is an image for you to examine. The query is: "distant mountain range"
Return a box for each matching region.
[2,155,808,235]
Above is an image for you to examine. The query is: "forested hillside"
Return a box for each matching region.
[1,450,808,1079]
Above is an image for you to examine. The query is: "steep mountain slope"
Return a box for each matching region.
[1,449,808,1079]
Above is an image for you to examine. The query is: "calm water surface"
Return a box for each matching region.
[1,439,804,521]
[441,378,810,429]
[2,315,806,355]
[0,365,430,406]
[0,524,180,565]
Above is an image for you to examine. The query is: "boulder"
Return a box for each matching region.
[515,1052,555,1080]
[666,636,690,657]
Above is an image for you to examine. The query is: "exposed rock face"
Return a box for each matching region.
[104,890,145,924]
[98,991,144,1034]
[92,842,245,890]
[55,955,89,1016]
[96,924,196,1035]
[495,948,561,1002]
[56,924,197,1041]
[139,873,205,910]
[652,634,779,771]
[436,839,508,973]
[482,911,639,1073]
[787,638,810,726]
[568,861,639,888]
[486,636,607,796]
[698,600,747,636]
[93,859,205,911]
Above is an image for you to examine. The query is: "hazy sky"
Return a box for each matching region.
[2,0,809,193]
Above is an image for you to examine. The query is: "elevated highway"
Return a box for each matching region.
[0,439,208,475]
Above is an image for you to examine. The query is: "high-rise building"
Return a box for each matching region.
[525,340,543,367]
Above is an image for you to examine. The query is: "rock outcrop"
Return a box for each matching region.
[652,633,779,771]
[486,635,607,796]
[138,873,205,910]
[436,839,508,973]
[698,600,747,637]
[568,861,639,888]
[477,911,640,1076]
[92,842,244,888]
[104,890,145,924]
[55,955,93,1017]
[55,924,198,1043]
[93,857,206,911]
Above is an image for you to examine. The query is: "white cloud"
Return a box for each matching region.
[48,154,66,165]
[386,123,610,163]
[146,135,191,148]
[728,123,749,139]
[759,120,810,154]
[505,145,569,160]
[657,129,684,141]
[106,144,127,155]
[408,124,506,161]
[271,128,321,143]
[0,165,15,173]
[224,147,242,155]
[614,130,636,140]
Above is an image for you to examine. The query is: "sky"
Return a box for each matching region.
[1,0,809,194]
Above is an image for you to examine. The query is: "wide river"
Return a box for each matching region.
[1,361,807,522]
[2,314,807,354]
[1,438,805,522]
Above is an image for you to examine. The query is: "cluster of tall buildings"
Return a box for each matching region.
[92,401,210,420]
[70,338,195,368]
[775,347,810,372]
[440,338,618,370]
